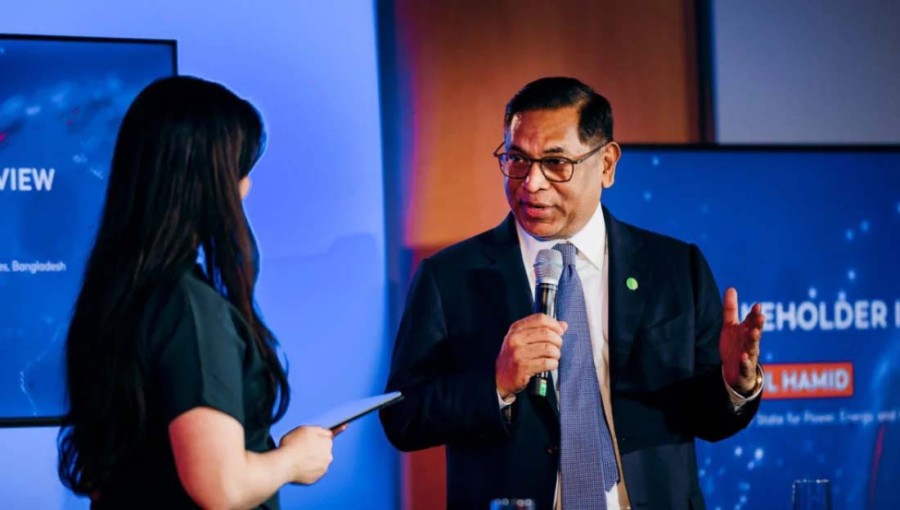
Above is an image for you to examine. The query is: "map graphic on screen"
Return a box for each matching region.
[0,35,176,421]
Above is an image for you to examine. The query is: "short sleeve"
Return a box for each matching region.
[155,286,247,426]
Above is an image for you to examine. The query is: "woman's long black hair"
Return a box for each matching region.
[58,76,289,495]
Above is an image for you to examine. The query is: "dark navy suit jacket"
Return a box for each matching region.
[380,207,760,509]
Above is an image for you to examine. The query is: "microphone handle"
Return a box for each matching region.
[530,283,557,398]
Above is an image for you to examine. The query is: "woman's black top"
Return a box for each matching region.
[93,264,280,509]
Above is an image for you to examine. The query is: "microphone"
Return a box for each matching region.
[530,249,563,397]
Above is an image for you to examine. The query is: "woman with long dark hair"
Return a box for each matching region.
[58,76,336,509]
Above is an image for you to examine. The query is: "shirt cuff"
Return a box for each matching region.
[497,389,516,409]
[723,364,765,411]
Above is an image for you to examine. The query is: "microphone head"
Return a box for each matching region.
[534,249,563,286]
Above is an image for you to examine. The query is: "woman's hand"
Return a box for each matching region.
[279,426,336,485]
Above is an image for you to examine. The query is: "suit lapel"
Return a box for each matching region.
[479,215,561,425]
[604,206,650,389]
[477,215,533,329]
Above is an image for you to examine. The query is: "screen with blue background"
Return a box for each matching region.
[0,36,175,420]
[604,146,900,510]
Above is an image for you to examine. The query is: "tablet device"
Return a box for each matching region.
[308,391,403,430]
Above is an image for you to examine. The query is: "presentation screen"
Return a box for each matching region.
[605,146,900,509]
[0,35,176,422]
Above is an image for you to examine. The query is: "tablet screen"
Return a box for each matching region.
[307,391,403,430]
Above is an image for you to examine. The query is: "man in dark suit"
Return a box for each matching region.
[380,77,765,510]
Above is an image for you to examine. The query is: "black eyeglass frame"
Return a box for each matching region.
[492,141,609,183]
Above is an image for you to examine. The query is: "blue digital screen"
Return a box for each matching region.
[0,36,175,420]
[605,147,900,509]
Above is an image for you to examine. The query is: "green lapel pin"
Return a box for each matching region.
[626,277,639,291]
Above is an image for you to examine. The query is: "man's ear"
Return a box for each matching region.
[601,142,621,189]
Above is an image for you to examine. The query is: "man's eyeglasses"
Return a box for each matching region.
[492,142,607,183]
